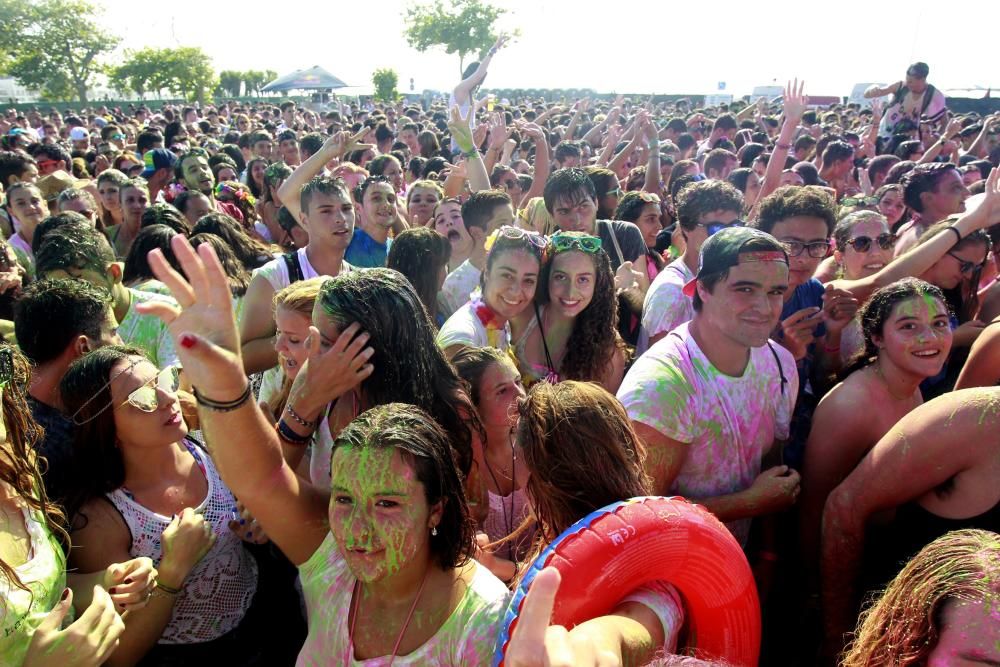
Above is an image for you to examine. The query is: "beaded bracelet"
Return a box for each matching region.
[285,404,316,429]
[192,384,251,412]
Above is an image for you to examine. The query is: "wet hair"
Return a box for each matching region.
[317,269,480,477]
[461,190,512,232]
[902,163,960,213]
[0,345,69,592]
[140,202,191,235]
[843,529,1000,667]
[31,212,90,255]
[517,381,650,546]
[867,155,901,186]
[298,174,351,215]
[334,403,476,571]
[537,234,621,382]
[822,140,855,165]
[386,227,452,320]
[188,233,251,298]
[756,185,837,236]
[895,140,924,161]
[190,212,271,271]
[35,220,116,277]
[543,167,597,215]
[843,278,949,375]
[738,143,766,168]
[123,224,181,284]
[450,346,517,406]
[14,279,112,365]
[676,179,744,231]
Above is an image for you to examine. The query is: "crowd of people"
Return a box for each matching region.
[1,42,1000,666]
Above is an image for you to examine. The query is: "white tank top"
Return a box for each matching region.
[107,441,258,644]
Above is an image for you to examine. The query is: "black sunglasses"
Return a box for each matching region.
[947,251,986,276]
[844,233,896,253]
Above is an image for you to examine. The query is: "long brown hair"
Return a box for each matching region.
[842,529,1000,666]
[0,346,69,593]
[517,381,651,546]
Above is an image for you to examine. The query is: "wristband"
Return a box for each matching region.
[277,419,312,445]
[775,142,791,150]
[285,404,316,429]
[944,225,962,245]
[193,384,251,412]
[154,581,182,597]
[462,148,480,159]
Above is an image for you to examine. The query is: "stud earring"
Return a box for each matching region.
[431,526,438,536]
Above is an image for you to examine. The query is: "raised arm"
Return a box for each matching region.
[448,105,491,193]
[821,388,1000,655]
[277,129,372,222]
[863,81,902,99]
[755,80,807,212]
[831,168,1000,302]
[917,117,963,164]
[518,122,550,203]
[453,35,508,102]
[640,115,662,194]
[136,238,368,565]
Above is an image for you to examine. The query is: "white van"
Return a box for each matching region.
[848,83,883,108]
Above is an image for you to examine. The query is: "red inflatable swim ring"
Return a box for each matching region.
[493,496,760,666]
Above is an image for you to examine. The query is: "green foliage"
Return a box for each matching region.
[242,70,277,96]
[403,0,506,74]
[110,46,217,103]
[0,0,120,102]
[372,68,399,103]
[218,70,244,97]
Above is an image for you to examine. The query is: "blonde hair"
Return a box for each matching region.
[267,277,326,417]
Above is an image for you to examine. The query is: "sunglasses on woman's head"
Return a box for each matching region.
[494,225,549,249]
[840,195,880,207]
[550,233,602,254]
[844,233,896,253]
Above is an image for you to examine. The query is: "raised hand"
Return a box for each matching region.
[448,105,476,153]
[285,321,375,416]
[777,306,823,360]
[782,78,808,124]
[134,237,245,398]
[488,112,513,150]
[821,285,859,335]
[23,586,124,667]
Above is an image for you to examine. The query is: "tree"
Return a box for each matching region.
[242,70,276,96]
[0,0,120,102]
[403,0,506,75]
[219,70,243,98]
[372,68,399,103]
[110,46,217,103]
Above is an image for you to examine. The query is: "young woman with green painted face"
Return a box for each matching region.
[0,345,153,666]
[136,236,726,665]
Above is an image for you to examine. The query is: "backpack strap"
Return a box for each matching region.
[767,341,788,397]
[283,251,304,284]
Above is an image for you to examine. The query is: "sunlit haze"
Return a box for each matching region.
[96,0,999,98]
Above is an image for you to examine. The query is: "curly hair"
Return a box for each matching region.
[517,381,650,547]
[318,269,482,477]
[537,233,620,383]
[676,179,744,230]
[756,185,837,236]
[0,346,70,595]
[842,529,1000,667]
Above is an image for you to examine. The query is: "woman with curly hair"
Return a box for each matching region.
[511,231,626,392]
[842,528,1000,667]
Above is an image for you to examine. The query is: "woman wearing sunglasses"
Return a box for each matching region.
[1,345,159,666]
[437,226,546,357]
[59,346,265,665]
[511,231,626,393]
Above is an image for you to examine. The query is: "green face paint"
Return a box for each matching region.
[328,445,432,584]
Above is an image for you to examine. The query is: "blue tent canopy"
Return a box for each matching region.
[261,66,349,92]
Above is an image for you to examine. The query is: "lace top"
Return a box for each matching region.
[107,441,258,643]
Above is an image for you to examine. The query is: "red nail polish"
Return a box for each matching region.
[180,334,196,349]
[60,588,69,601]
[109,587,117,594]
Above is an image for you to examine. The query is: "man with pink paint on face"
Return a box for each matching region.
[618,227,800,547]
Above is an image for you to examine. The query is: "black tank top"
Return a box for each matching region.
[863,498,1000,590]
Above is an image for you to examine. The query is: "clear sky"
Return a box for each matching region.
[96,0,999,98]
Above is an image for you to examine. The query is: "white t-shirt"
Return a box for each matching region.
[638,257,694,355]
[436,301,510,352]
[437,260,481,320]
[617,322,798,545]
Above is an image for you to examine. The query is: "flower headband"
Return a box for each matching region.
[215,182,256,207]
